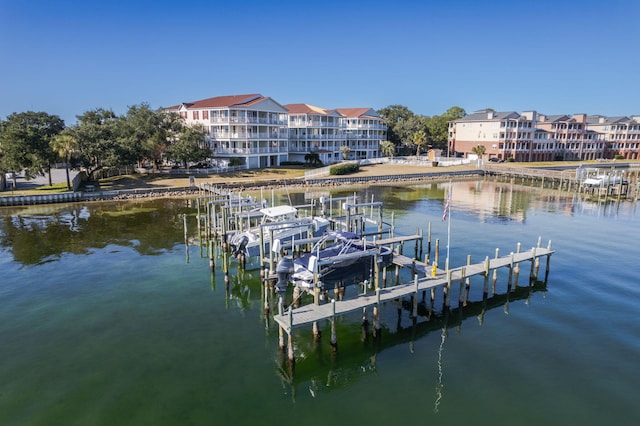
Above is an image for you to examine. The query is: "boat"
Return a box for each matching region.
[286,230,394,291]
[228,205,330,259]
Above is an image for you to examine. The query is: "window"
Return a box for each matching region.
[193,111,199,120]
[203,110,209,120]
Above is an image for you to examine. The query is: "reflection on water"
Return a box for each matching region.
[1,176,639,425]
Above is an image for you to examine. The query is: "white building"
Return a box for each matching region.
[165,94,289,168]
[285,104,344,165]
[335,108,386,160]
[166,94,387,168]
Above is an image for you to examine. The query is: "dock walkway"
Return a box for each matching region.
[273,246,553,334]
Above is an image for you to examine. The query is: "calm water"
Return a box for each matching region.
[1,179,639,426]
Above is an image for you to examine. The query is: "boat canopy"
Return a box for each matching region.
[259,205,297,218]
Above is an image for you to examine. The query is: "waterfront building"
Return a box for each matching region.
[166,95,386,168]
[334,108,386,161]
[285,104,344,165]
[165,94,289,168]
[586,115,640,160]
[448,110,638,161]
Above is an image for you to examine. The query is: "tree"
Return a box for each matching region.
[165,123,209,168]
[413,130,428,157]
[340,145,351,160]
[380,140,395,158]
[71,108,134,180]
[122,103,171,169]
[0,111,64,190]
[377,105,417,149]
[472,145,486,158]
[51,132,78,190]
[304,152,322,167]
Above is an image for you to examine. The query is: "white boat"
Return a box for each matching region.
[582,174,622,186]
[283,230,394,291]
[228,205,330,258]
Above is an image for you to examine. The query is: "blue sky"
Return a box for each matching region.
[1,0,639,125]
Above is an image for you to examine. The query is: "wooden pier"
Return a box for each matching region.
[273,242,554,334]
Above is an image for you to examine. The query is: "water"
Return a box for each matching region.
[1,180,639,426]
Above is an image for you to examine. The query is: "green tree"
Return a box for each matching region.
[380,140,395,158]
[471,145,486,158]
[71,108,134,180]
[413,129,428,157]
[427,106,466,154]
[165,123,209,168]
[377,105,417,150]
[304,152,322,167]
[50,131,78,190]
[0,111,64,190]
[122,103,171,169]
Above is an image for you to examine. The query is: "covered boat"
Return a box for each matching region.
[228,205,330,259]
[289,231,393,291]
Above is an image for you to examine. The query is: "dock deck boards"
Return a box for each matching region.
[273,247,553,333]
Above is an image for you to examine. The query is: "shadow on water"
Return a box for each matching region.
[272,275,549,403]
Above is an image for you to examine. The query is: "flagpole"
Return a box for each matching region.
[446,181,452,271]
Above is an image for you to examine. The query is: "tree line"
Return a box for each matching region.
[0,102,467,191]
[0,104,208,191]
[376,105,466,157]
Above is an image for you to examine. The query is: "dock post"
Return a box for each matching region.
[263,284,270,314]
[288,309,295,362]
[443,271,452,308]
[435,239,440,267]
[427,221,432,255]
[530,246,537,279]
[492,248,499,285]
[312,321,321,341]
[464,254,471,304]
[209,239,215,271]
[330,299,337,350]
[412,274,419,318]
[459,267,466,306]
[373,288,381,338]
[482,256,489,298]
[508,252,514,290]
[278,298,285,351]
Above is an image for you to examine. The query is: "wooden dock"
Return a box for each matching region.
[273,244,553,334]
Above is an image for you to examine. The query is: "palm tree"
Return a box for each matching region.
[413,130,428,157]
[51,133,78,190]
[471,145,486,160]
[380,141,395,158]
[340,145,351,161]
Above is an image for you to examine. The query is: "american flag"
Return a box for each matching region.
[442,198,450,221]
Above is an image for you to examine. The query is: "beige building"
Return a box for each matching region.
[448,109,638,161]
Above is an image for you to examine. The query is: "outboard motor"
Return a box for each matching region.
[275,256,294,294]
[230,235,249,258]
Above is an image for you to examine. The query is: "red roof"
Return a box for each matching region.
[170,94,265,110]
[284,103,329,114]
[334,108,377,118]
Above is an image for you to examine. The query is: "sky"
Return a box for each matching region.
[1,0,639,125]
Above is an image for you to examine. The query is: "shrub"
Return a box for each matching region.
[330,163,359,175]
[614,154,625,160]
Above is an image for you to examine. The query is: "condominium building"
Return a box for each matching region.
[285,104,344,165]
[335,108,386,160]
[586,115,640,160]
[448,110,638,161]
[166,94,387,168]
[165,94,289,168]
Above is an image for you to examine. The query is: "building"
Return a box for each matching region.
[586,115,640,160]
[285,104,344,165]
[448,110,638,161]
[166,94,387,168]
[335,108,386,161]
[165,94,289,168]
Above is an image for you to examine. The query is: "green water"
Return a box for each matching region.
[1,181,639,425]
